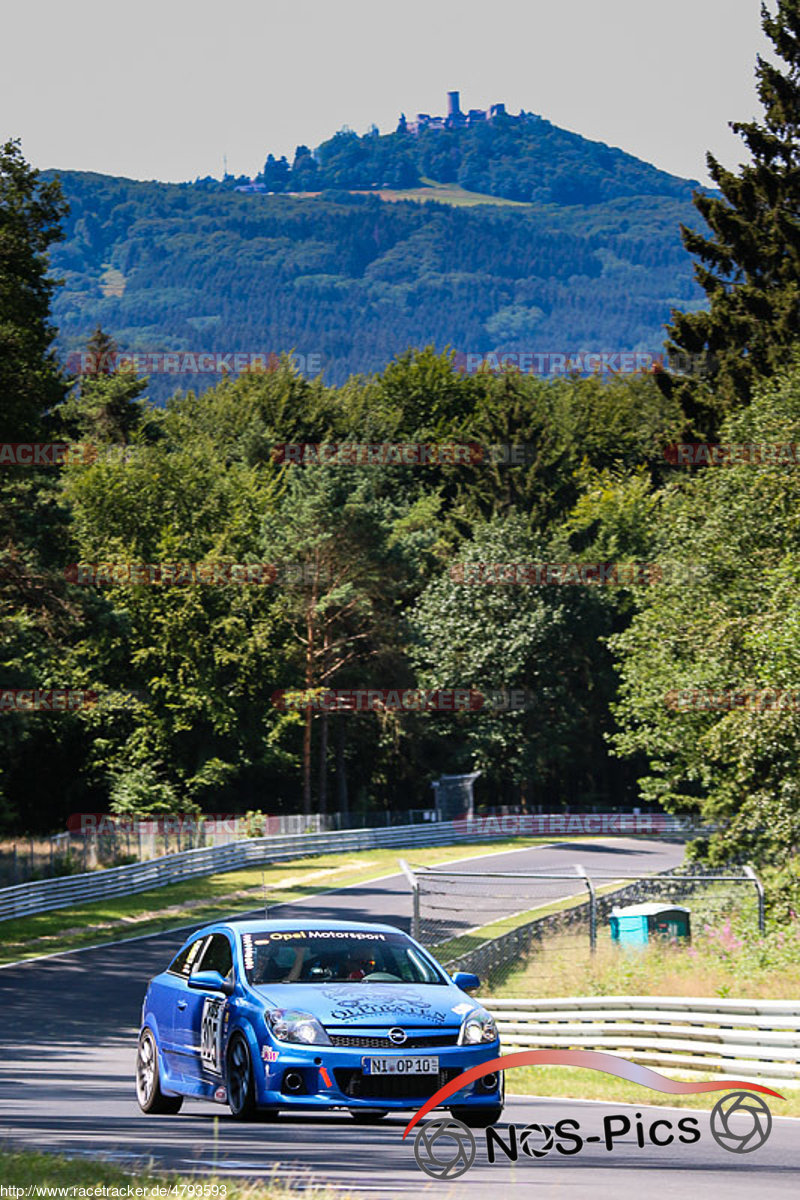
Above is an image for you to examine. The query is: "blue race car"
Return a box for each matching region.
[136,918,503,1126]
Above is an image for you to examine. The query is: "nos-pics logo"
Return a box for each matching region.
[412,1094,773,1180]
[404,1051,781,1180]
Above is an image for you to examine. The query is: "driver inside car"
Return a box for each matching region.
[342,953,376,981]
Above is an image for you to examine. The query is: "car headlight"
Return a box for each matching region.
[458,1008,498,1045]
[267,1008,331,1045]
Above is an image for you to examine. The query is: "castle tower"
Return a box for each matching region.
[447,91,461,117]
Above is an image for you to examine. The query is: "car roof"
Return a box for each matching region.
[191,917,406,937]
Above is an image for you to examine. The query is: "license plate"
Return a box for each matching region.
[362,1056,439,1075]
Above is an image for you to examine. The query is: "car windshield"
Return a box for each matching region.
[240,929,445,985]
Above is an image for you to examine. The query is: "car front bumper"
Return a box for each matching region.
[255,1041,503,1111]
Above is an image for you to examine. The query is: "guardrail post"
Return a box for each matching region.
[744,864,765,934]
[576,864,596,953]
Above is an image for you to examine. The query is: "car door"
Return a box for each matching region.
[155,934,209,1079]
[172,931,234,1084]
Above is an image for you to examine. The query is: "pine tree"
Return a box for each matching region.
[83,325,118,375]
[0,139,68,438]
[662,0,800,413]
[57,327,146,442]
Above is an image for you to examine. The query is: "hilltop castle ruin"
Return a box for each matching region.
[399,91,507,135]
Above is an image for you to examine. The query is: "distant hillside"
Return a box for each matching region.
[211,106,702,207]
[45,118,708,394]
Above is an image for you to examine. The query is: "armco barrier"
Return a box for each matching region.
[0,812,699,923]
[485,996,800,1083]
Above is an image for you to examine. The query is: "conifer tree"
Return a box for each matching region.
[0,139,68,438]
[661,0,800,414]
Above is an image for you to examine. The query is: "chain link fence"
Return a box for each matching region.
[409,863,764,992]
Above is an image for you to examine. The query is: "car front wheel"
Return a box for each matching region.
[136,1029,183,1114]
[227,1033,258,1121]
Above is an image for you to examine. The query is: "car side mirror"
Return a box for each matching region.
[187,969,234,996]
[452,971,480,992]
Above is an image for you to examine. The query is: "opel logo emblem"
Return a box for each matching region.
[389,1027,407,1045]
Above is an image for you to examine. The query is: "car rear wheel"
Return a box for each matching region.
[136,1029,183,1114]
[227,1033,258,1120]
[350,1109,389,1123]
[450,1105,503,1128]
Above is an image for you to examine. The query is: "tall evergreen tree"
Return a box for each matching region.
[0,143,84,830]
[660,0,800,415]
[57,327,147,443]
[0,139,68,438]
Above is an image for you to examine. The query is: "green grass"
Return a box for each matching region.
[289,177,532,207]
[492,886,800,999]
[373,178,532,207]
[504,1065,800,1112]
[0,1145,348,1197]
[0,836,555,965]
[486,888,800,1107]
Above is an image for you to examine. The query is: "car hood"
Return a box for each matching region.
[252,981,475,1028]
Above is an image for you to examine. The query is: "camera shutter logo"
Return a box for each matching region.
[520,1123,555,1158]
[389,1027,407,1046]
[413,1117,476,1179]
[710,1092,772,1153]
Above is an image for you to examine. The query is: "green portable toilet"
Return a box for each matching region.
[609,902,691,946]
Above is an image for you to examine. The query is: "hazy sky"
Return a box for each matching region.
[2,0,771,186]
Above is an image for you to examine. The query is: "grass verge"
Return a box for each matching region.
[0,837,555,965]
[504,1064,800,1113]
[0,1146,348,1196]
[492,899,800,999]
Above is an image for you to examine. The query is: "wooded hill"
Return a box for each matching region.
[45,114,709,395]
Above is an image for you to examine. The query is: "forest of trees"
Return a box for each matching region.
[44,163,704,397]
[223,107,701,206]
[1,2,798,918]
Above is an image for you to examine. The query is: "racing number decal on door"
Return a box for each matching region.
[200,997,226,1074]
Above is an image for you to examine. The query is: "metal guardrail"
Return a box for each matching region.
[485,996,800,1082]
[0,811,704,924]
[0,820,478,922]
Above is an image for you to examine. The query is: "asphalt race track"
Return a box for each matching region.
[2,837,798,1197]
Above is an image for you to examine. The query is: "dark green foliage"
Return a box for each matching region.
[662,0,800,411]
[44,165,705,398]
[270,111,700,205]
[0,139,68,437]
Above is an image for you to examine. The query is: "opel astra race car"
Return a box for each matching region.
[136,918,504,1126]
